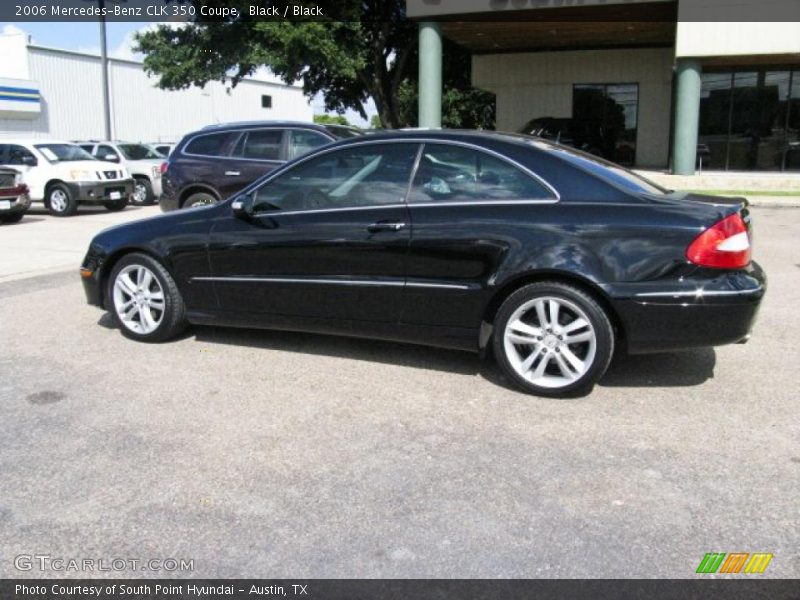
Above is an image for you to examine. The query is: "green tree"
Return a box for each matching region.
[134,0,494,129]
[369,114,383,129]
[314,114,350,126]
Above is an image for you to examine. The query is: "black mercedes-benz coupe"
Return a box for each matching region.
[80,131,765,397]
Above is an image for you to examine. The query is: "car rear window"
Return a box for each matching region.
[528,139,668,195]
[184,132,238,157]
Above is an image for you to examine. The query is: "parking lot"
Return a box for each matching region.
[0,205,798,578]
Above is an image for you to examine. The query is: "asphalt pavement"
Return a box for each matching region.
[0,205,798,578]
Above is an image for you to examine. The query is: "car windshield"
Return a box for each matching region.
[34,144,95,163]
[117,144,162,160]
[526,139,669,195]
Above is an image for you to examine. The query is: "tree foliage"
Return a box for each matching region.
[135,0,494,129]
[314,114,351,126]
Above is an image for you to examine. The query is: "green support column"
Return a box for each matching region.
[672,58,702,175]
[418,21,442,129]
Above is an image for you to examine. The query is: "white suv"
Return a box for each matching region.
[77,141,164,206]
[0,140,134,217]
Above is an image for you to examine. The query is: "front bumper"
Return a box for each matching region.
[66,178,135,203]
[0,190,32,214]
[606,262,766,354]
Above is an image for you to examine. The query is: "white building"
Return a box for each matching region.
[0,27,313,143]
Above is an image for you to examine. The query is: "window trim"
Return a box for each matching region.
[245,138,560,217]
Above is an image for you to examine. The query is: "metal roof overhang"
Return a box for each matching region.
[405,0,678,54]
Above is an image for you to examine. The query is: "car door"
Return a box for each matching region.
[220,128,287,197]
[402,142,558,330]
[206,141,420,323]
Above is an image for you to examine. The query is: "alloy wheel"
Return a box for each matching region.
[50,189,68,212]
[112,265,165,335]
[133,183,147,204]
[503,296,597,389]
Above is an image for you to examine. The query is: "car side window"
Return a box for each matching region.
[79,144,95,154]
[184,132,238,157]
[240,129,283,161]
[287,130,331,160]
[252,143,419,213]
[408,143,555,203]
[96,144,119,160]
[6,145,36,166]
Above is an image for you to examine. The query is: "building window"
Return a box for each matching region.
[261,95,272,109]
[699,68,800,171]
[572,83,639,166]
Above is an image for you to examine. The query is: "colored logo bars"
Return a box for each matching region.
[696,552,773,574]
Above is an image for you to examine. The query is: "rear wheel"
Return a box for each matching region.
[107,253,187,342]
[493,282,614,397]
[183,191,216,209]
[46,184,77,217]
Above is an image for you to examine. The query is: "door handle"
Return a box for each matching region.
[367,221,406,233]
[224,171,241,176]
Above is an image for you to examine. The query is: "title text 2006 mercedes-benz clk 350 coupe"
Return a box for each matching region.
[80,131,765,397]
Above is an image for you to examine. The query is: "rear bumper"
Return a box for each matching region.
[606,262,766,354]
[66,179,135,203]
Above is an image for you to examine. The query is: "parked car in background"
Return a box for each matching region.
[76,141,164,206]
[149,143,176,157]
[519,117,608,158]
[0,167,31,224]
[81,131,765,397]
[0,140,133,216]
[159,121,362,211]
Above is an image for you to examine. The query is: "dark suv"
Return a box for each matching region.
[160,121,362,211]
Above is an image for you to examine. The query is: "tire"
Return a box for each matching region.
[107,253,187,343]
[183,191,217,209]
[0,212,25,224]
[492,281,614,397]
[46,184,78,217]
[131,177,155,206]
[104,197,129,212]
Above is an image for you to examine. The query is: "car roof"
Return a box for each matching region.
[199,121,333,132]
[0,139,77,146]
[316,128,546,150]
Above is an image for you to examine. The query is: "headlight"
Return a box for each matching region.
[14,172,23,186]
[120,168,130,178]
[68,170,95,181]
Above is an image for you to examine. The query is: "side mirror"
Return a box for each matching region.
[21,155,37,166]
[231,194,254,219]
[103,154,120,162]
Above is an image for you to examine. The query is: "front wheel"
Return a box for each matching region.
[107,253,187,342]
[46,184,78,217]
[104,197,129,212]
[131,178,155,206]
[492,282,614,397]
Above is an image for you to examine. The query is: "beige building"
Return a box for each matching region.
[407,0,800,174]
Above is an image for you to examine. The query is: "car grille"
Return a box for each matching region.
[104,170,118,179]
[0,173,15,187]
[96,170,122,180]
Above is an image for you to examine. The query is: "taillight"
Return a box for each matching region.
[160,161,169,175]
[686,213,751,269]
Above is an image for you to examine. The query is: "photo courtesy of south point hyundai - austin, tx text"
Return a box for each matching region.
[0,0,798,597]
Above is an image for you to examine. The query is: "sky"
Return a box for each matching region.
[0,21,377,126]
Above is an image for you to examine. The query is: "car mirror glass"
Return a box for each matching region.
[104,154,119,162]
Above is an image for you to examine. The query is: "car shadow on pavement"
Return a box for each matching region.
[2,217,46,226]
[600,347,716,388]
[192,325,483,376]
[188,325,717,392]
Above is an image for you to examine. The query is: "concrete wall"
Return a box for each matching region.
[0,44,313,142]
[473,48,675,168]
